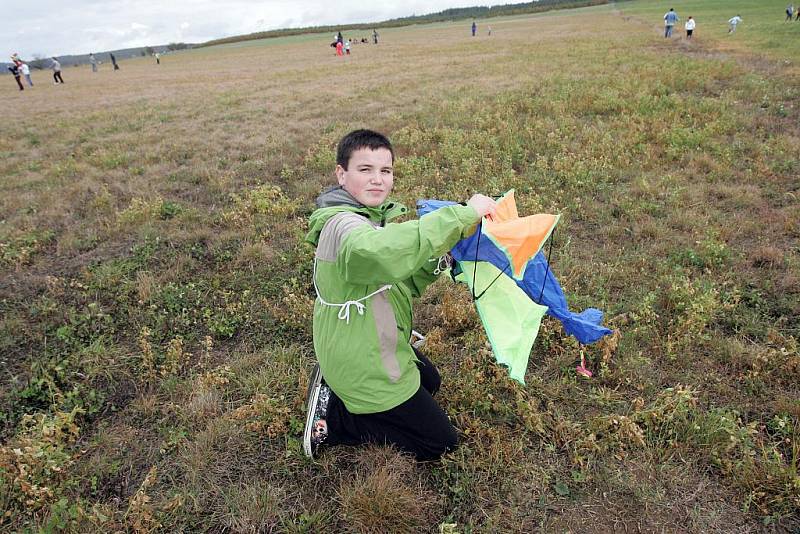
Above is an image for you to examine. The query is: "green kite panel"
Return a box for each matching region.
[456,261,548,383]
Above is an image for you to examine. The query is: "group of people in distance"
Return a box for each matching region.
[787,4,800,21]
[7,50,129,92]
[89,52,122,72]
[663,8,743,39]
[7,53,64,91]
[331,29,379,56]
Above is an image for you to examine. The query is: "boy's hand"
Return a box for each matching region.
[467,194,497,220]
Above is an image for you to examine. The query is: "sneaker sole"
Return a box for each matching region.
[303,382,321,458]
[305,363,321,407]
[302,364,322,458]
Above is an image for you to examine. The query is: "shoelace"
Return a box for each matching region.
[432,254,452,275]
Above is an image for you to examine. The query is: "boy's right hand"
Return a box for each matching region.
[467,194,498,220]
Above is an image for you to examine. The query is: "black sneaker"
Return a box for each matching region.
[303,364,330,458]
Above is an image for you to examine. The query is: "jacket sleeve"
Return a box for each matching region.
[336,204,478,285]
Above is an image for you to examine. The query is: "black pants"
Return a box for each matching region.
[14,75,23,90]
[53,71,64,83]
[325,350,458,461]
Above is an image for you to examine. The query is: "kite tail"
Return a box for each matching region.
[549,307,612,345]
[518,252,612,345]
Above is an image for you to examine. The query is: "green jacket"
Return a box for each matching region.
[305,187,480,414]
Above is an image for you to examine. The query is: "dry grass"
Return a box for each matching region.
[1,1,799,532]
[338,447,440,533]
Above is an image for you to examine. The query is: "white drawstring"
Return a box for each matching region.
[313,258,391,324]
[336,300,366,322]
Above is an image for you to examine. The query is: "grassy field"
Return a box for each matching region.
[1,0,798,531]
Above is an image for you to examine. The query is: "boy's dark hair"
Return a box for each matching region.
[336,129,394,169]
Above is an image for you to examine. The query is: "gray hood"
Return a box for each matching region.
[315,186,363,209]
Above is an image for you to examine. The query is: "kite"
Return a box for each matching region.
[417,190,612,383]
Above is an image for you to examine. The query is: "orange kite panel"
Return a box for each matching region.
[484,191,558,278]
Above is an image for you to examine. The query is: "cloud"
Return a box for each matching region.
[83,27,129,37]
[131,22,149,31]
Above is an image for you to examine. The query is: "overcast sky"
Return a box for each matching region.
[5,0,496,58]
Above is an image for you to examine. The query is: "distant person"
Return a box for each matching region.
[20,62,33,86]
[89,53,97,72]
[337,31,343,44]
[110,52,119,70]
[488,25,492,36]
[728,14,742,33]
[51,57,64,84]
[787,5,795,21]
[154,52,161,65]
[471,20,477,36]
[344,39,351,55]
[664,8,679,38]
[8,63,24,91]
[336,40,343,57]
[796,7,799,20]
[373,29,378,44]
[685,16,695,39]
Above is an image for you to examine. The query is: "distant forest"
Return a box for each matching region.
[200,0,609,47]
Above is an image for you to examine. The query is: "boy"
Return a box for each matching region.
[304,129,496,460]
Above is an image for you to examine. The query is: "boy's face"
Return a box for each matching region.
[336,147,394,207]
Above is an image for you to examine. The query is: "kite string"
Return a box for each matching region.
[471,215,557,304]
[471,217,511,301]
[474,262,510,301]
[538,227,555,303]
[472,221,481,300]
